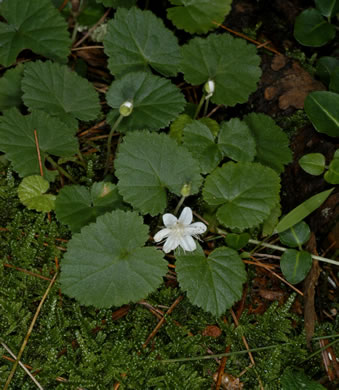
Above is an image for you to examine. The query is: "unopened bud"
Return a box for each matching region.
[119,101,133,117]
[204,80,215,99]
[180,183,191,197]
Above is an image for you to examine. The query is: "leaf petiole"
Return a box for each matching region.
[104,114,124,176]
[194,94,205,119]
[46,156,76,183]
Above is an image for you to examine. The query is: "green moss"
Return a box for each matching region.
[277,110,310,138]
[285,49,317,76]
[0,164,335,389]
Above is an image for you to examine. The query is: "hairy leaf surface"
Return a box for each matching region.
[203,162,280,230]
[60,210,167,307]
[181,33,261,106]
[176,245,246,316]
[104,7,181,77]
[0,0,71,66]
[115,131,202,215]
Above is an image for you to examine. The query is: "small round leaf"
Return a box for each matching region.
[18,175,56,212]
[294,8,335,47]
[304,91,339,137]
[316,56,339,85]
[280,249,312,284]
[279,221,311,248]
[324,158,339,184]
[60,210,167,307]
[299,153,326,175]
[176,246,246,316]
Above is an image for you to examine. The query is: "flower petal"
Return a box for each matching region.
[178,207,192,225]
[179,235,196,252]
[153,228,171,242]
[186,222,207,236]
[163,213,177,227]
[163,235,180,253]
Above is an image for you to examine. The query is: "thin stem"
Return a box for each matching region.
[248,239,339,266]
[194,95,205,119]
[3,272,58,390]
[161,333,339,363]
[174,195,186,216]
[161,344,290,363]
[77,149,86,168]
[46,156,76,183]
[203,97,210,117]
[301,338,339,363]
[104,114,124,176]
[1,343,44,390]
[217,228,339,266]
[71,21,79,43]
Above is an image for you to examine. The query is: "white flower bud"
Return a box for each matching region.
[119,101,133,117]
[204,80,215,99]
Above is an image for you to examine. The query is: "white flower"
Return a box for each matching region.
[154,207,207,253]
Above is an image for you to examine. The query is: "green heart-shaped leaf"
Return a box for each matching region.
[176,245,246,316]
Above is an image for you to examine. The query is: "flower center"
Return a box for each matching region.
[171,222,186,238]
